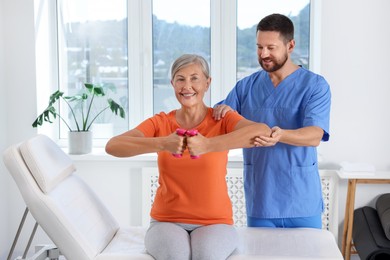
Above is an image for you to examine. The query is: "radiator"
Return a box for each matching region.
[141,168,338,238]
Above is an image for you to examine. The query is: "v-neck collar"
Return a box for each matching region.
[264,67,302,93]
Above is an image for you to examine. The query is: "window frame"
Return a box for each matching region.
[34,0,320,147]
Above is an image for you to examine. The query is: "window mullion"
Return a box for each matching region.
[210,0,237,105]
[128,0,153,129]
[310,0,321,73]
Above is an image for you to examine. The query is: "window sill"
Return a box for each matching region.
[65,148,244,162]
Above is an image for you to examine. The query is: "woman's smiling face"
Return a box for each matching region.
[171,63,210,108]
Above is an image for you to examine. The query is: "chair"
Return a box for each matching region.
[3,134,343,260]
[3,134,152,259]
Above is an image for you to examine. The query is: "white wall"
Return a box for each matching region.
[0,0,8,254]
[1,0,390,258]
[1,0,38,258]
[320,0,390,249]
[320,0,390,170]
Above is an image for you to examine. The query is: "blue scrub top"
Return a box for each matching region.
[222,67,331,219]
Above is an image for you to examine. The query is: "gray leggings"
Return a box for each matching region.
[144,220,238,260]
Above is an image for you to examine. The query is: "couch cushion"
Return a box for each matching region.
[20,134,76,193]
[353,206,390,260]
[376,193,390,240]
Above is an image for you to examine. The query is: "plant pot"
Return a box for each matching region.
[68,131,92,154]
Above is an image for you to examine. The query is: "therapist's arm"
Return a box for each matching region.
[254,126,324,147]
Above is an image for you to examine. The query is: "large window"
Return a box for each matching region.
[36,0,313,144]
[152,0,211,113]
[57,0,129,139]
[237,0,310,79]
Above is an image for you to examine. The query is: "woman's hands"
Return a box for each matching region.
[170,129,207,158]
[165,131,187,156]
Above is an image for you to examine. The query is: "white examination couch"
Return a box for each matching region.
[3,135,343,259]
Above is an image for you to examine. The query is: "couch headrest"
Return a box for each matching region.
[20,135,76,193]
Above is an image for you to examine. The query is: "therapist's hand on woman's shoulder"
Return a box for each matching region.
[213,104,234,120]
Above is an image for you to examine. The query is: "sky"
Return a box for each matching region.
[61,0,127,24]
[62,0,309,29]
[154,0,309,29]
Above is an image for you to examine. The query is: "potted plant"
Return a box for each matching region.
[32,82,126,154]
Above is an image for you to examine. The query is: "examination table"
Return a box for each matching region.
[3,134,342,259]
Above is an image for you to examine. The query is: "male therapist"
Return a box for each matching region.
[214,13,331,228]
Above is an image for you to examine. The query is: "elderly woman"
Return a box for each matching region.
[105,54,270,260]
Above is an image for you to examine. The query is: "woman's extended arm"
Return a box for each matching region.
[105,129,186,157]
[186,119,271,156]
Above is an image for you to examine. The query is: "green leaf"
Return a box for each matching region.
[108,99,126,118]
[84,83,105,97]
[64,93,88,102]
[48,90,64,106]
[32,106,57,127]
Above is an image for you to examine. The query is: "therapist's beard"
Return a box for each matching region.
[259,54,288,73]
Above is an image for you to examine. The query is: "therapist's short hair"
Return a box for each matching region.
[257,13,294,43]
[171,54,210,80]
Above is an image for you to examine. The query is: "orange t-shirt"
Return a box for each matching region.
[136,108,243,225]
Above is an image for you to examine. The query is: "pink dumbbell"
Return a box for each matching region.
[186,129,200,159]
[172,128,187,158]
[172,128,200,159]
